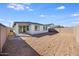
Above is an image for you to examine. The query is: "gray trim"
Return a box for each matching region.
[13,22,46,27]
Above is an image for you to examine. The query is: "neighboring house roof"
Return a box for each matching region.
[13,22,46,27]
[0,23,7,28]
[46,24,54,26]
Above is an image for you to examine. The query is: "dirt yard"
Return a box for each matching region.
[21,28,79,56]
[2,28,79,56]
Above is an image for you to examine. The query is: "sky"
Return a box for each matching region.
[0,3,79,27]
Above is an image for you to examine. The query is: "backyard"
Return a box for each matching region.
[2,28,79,56]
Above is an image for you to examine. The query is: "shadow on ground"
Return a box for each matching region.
[2,36,40,56]
[30,29,59,38]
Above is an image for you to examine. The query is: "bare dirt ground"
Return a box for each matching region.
[2,28,79,56]
[21,28,79,56]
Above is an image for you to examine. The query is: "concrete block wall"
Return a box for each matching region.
[74,24,79,45]
[0,24,8,52]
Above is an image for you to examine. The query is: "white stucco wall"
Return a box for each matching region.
[29,24,35,31]
[13,24,19,35]
[40,25,43,31]
[28,31,48,35]
[28,24,48,35]
[29,24,44,31]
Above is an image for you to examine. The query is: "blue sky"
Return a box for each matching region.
[0,3,79,27]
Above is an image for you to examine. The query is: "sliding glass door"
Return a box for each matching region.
[19,25,29,33]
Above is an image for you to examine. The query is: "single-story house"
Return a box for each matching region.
[13,22,53,35]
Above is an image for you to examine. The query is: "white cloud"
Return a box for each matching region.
[39,14,56,18]
[0,18,13,27]
[7,3,25,11]
[7,5,15,8]
[0,18,13,23]
[56,6,65,10]
[26,6,33,11]
[26,6,30,9]
[29,9,33,11]
[40,14,47,17]
[72,14,79,16]
[7,3,33,11]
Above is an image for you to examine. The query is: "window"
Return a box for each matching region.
[19,25,29,33]
[35,25,38,31]
[19,26,23,33]
[43,26,47,30]
[45,26,47,30]
[35,25,40,31]
[26,26,29,31]
[23,26,26,32]
[43,26,45,30]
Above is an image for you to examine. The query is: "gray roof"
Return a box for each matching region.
[13,22,46,27]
